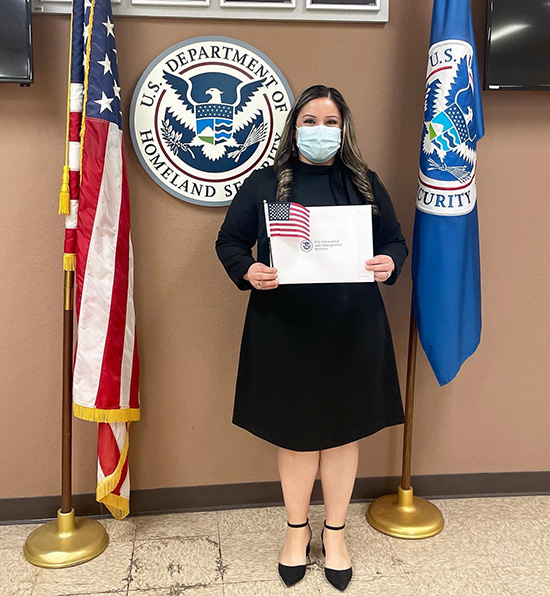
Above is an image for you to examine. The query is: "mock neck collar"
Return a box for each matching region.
[293,158,335,176]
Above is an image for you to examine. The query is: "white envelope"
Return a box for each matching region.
[264,203,374,285]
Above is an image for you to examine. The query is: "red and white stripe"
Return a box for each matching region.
[73,120,140,416]
[97,422,130,516]
[72,117,139,519]
[64,82,84,256]
[269,202,311,242]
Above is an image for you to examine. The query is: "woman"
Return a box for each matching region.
[215,85,408,592]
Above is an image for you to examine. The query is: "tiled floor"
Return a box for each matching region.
[1,496,549,596]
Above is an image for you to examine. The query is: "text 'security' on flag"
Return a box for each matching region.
[412,0,485,386]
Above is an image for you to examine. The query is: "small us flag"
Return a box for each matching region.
[267,202,311,241]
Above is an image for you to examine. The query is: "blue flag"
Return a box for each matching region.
[412,0,484,386]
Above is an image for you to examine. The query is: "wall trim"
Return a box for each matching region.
[2,471,549,524]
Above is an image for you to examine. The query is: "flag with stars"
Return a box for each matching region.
[266,202,311,241]
[65,0,140,520]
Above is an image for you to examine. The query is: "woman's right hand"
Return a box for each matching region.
[243,262,279,290]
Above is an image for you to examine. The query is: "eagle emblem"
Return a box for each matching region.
[421,54,478,185]
[161,71,268,164]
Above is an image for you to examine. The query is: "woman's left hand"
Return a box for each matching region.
[365,255,395,282]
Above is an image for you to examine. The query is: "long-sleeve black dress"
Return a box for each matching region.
[216,158,408,451]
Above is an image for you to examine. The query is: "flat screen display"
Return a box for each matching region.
[0,0,33,84]
[485,0,550,90]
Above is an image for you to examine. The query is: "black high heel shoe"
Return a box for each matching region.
[321,520,353,592]
[278,518,312,587]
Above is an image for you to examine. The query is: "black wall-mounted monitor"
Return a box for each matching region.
[484,0,550,91]
[0,0,34,84]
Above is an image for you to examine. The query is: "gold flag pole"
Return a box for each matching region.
[366,302,444,539]
[23,271,109,568]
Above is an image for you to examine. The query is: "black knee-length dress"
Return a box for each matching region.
[215,158,408,451]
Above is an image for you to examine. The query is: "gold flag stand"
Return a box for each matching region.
[366,305,444,539]
[24,271,109,568]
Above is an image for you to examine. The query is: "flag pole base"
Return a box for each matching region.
[23,508,109,568]
[366,485,444,539]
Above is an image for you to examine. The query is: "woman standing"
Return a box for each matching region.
[215,85,408,592]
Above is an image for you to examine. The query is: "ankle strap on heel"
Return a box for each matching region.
[324,520,345,531]
[287,518,309,528]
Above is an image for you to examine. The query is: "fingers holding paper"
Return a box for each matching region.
[244,262,279,290]
[366,255,395,282]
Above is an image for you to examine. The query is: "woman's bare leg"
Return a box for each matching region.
[319,441,359,569]
[278,447,320,565]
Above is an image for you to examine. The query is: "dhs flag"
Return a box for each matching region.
[412,0,484,386]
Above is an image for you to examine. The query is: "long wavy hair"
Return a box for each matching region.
[273,85,376,211]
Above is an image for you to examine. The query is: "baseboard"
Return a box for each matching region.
[2,471,548,524]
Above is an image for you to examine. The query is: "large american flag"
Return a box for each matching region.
[266,202,311,241]
[61,0,139,519]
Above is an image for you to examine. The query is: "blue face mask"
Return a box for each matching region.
[296,125,341,164]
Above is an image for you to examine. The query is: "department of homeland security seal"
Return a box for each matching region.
[418,40,481,216]
[129,36,293,207]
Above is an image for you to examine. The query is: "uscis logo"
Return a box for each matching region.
[418,40,480,216]
[300,240,313,252]
[130,36,293,206]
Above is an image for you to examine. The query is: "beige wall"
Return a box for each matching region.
[1,0,549,500]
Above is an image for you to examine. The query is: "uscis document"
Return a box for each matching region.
[264,202,374,285]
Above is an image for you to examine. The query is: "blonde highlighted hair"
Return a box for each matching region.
[273,85,376,212]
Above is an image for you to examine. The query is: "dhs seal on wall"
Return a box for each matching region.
[418,40,481,216]
[129,36,293,207]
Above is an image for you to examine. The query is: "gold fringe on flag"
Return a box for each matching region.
[96,424,131,520]
[99,493,129,521]
[73,403,141,423]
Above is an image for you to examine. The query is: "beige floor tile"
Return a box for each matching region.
[495,564,550,596]
[221,531,292,583]
[3,498,546,596]
[347,502,373,526]
[317,572,416,596]
[0,523,41,550]
[461,519,550,567]
[525,496,550,522]
[32,541,133,596]
[224,574,320,595]
[99,517,137,543]
[218,507,287,537]
[387,514,491,573]
[135,512,218,540]
[128,586,224,595]
[406,566,511,596]
[130,536,221,591]
[432,496,542,524]
[0,548,38,596]
[423,498,461,515]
